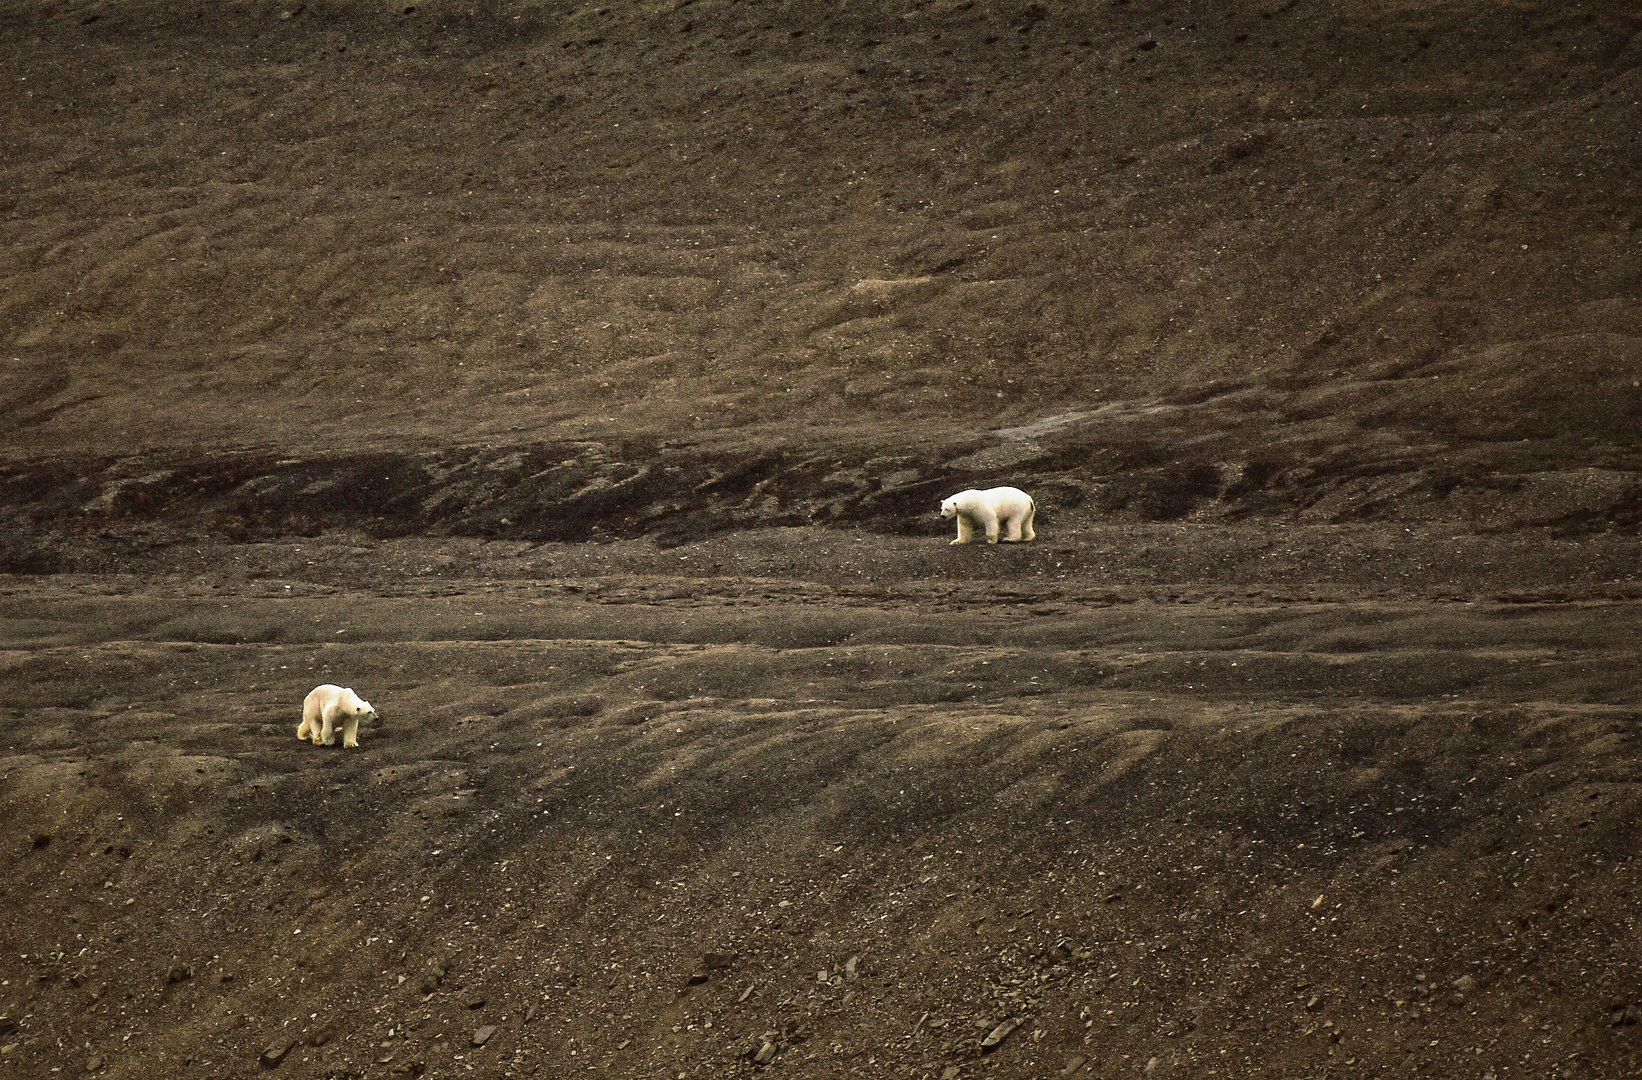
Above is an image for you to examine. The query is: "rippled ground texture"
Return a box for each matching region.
[2,2,1640,1078]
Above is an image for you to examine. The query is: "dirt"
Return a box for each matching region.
[2,2,1641,1078]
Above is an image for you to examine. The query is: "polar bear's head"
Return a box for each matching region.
[342,689,377,721]
[939,496,961,520]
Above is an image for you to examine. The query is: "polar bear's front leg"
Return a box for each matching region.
[951,514,974,545]
[341,714,359,748]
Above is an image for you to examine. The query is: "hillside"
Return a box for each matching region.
[2,2,1640,1078]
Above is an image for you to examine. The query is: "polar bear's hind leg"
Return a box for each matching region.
[1004,497,1036,542]
[299,693,322,743]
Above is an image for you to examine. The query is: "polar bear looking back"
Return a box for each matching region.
[298,684,377,748]
[940,487,1036,545]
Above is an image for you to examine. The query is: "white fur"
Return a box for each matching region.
[939,487,1037,545]
[297,684,377,748]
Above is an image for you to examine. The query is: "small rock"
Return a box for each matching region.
[421,961,447,994]
[523,1003,538,1024]
[1059,1054,1088,1075]
[1144,1057,1161,1075]
[166,964,192,984]
[752,1040,778,1065]
[86,1055,105,1073]
[1611,1004,1641,1026]
[471,1025,496,1047]
[259,1039,294,1068]
[464,995,487,1010]
[980,1018,1021,1050]
[1452,974,1478,993]
[687,972,709,985]
[703,952,735,970]
[1304,994,1323,1012]
[941,1067,962,1080]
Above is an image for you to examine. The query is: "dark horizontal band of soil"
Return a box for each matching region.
[4,437,1639,572]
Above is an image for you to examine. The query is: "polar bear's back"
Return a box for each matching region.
[962,487,1034,515]
[304,683,374,716]
[304,684,335,715]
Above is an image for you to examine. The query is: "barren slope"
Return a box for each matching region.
[1,3,1641,1079]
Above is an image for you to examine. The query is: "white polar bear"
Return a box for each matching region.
[297,684,377,748]
[940,487,1037,545]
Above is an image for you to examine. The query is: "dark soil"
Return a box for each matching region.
[2,2,1641,1079]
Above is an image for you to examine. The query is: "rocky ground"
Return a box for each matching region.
[2,2,1641,1079]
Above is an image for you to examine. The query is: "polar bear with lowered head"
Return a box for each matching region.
[940,486,1036,545]
[297,684,377,748]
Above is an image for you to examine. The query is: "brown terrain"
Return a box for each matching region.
[3,1,1641,1078]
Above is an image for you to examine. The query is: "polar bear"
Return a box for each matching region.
[297,684,377,748]
[940,487,1037,545]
